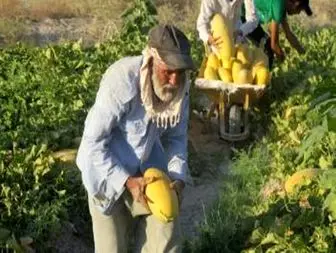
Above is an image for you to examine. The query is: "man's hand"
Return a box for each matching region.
[273,45,285,62]
[170,180,185,206]
[208,35,223,47]
[125,175,154,210]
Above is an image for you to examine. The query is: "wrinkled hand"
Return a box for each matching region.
[208,35,223,47]
[125,176,154,210]
[170,180,185,206]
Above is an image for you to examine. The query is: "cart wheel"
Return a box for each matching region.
[229,105,242,134]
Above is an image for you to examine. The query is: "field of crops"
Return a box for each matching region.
[0,0,335,252]
[185,25,336,253]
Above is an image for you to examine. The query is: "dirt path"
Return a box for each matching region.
[181,112,230,239]
[180,179,221,240]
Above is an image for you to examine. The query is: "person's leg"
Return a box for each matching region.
[134,215,182,253]
[264,37,274,68]
[89,197,133,253]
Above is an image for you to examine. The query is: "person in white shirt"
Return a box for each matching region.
[197,0,258,45]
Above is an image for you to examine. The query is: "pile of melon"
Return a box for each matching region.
[199,14,271,86]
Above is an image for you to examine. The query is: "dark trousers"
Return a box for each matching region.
[247,25,274,69]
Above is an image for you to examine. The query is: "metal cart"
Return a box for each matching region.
[195,78,266,141]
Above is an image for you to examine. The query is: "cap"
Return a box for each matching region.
[148,24,195,70]
[299,0,313,16]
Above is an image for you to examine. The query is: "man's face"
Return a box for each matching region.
[151,60,186,103]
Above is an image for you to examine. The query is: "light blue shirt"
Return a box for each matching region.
[76,56,189,214]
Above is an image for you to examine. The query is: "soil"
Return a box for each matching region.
[1,17,114,47]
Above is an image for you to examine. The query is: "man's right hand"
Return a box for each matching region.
[208,35,223,47]
[125,175,154,210]
[273,46,285,62]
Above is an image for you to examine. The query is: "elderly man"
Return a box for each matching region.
[76,24,194,253]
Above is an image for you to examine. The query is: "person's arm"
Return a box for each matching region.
[269,21,285,61]
[160,91,189,199]
[240,0,259,36]
[76,66,132,213]
[281,19,305,54]
[268,0,286,61]
[196,0,216,44]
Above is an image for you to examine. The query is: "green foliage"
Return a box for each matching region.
[185,146,271,253]
[186,26,336,252]
[121,0,158,36]
[1,0,335,252]
[0,145,85,251]
[0,0,160,251]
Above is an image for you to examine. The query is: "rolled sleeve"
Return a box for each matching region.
[197,0,215,43]
[240,0,259,36]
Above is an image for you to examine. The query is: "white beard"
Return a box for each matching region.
[151,70,179,103]
[140,47,190,129]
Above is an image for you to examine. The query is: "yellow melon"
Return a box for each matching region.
[210,14,234,62]
[52,149,77,163]
[222,59,231,69]
[254,65,270,85]
[204,66,219,80]
[236,43,251,65]
[285,169,320,194]
[144,168,179,223]
[207,53,220,69]
[198,56,208,78]
[235,68,253,84]
[218,67,233,82]
[231,59,243,83]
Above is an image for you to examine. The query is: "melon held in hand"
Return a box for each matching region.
[144,168,179,223]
